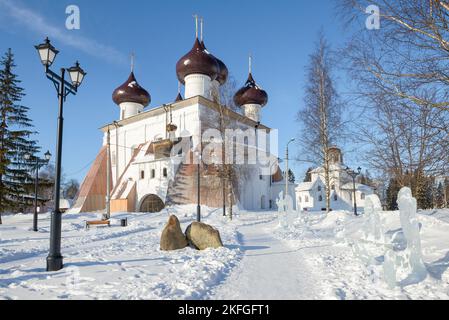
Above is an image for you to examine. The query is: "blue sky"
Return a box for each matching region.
[0,0,360,183]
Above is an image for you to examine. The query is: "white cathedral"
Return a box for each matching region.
[71,22,295,214]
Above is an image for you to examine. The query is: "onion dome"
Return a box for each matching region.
[176,38,220,84]
[234,73,268,107]
[201,41,228,85]
[112,72,150,107]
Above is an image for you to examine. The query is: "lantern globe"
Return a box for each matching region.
[67,61,86,88]
[34,37,59,67]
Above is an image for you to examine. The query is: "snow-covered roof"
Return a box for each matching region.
[340,182,372,191]
[296,182,313,192]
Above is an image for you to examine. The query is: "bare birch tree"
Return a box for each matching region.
[338,0,449,112]
[338,0,449,185]
[297,34,343,212]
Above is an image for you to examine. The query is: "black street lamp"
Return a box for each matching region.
[35,37,86,272]
[346,166,362,216]
[24,151,51,232]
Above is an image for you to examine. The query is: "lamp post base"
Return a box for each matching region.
[46,255,63,272]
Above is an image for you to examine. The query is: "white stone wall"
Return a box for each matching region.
[104,103,201,186]
[103,99,278,211]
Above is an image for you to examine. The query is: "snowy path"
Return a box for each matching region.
[210,215,319,300]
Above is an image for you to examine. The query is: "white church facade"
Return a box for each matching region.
[71,21,294,214]
[295,147,374,212]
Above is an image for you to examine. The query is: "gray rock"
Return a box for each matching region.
[160,215,188,251]
[185,222,223,250]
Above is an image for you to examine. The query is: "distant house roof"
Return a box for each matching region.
[296,182,313,192]
[341,183,372,191]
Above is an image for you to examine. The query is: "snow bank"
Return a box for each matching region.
[0,206,242,300]
[273,208,449,300]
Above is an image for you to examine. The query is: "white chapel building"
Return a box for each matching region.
[295,147,374,212]
[70,24,294,214]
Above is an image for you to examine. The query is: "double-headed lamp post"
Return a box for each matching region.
[35,37,86,272]
[285,138,295,200]
[24,151,52,232]
[345,166,362,216]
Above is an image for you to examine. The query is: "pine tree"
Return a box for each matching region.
[416,175,434,210]
[386,178,400,210]
[288,169,295,183]
[303,167,313,182]
[445,177,449,208]
[435,182,445,209]
[0,49,39,219]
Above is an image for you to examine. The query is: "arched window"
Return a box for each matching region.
[318,186,322,192]
[151,169,156,179]
[298,196,302,203]
[361,193,366,200]
[334,194,338,201]
[140,170,145,180]
[163,168,168,178]
[319,195,323,202]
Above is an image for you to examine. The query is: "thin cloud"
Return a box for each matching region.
[0,0,127,66]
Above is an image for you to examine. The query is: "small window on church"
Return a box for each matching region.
[318,186,322,192]
[298,196,302,203]
[305,196,309,202]
[361,193,366,200]
[334,194,338,201]
[151,169,156,179]
[331,184,335,190]
[259,175,263,180]
[163,168,168,178]
[319,195,323,202]
[140,170,145,180]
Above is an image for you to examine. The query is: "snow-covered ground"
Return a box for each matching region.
[1,206,449,300]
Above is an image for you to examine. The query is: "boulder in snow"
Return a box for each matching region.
[185,222,223,250]
[160,215,188,251]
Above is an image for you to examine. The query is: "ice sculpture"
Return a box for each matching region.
[397,187,427,283]
[383,250,397,289]
[363,195,384,243]
[276,191,295,229]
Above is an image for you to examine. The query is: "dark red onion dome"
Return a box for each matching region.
[234,73,268,107]
[201,41,228,85]
[176,38,220,84]
[112,72,150,107]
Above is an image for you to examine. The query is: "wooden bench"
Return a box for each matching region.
[85,220,111,230]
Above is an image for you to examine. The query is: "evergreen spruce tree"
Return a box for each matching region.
[0,49,39,220]
[288,169,295,183]
[416,176,434,209]
[435,182,445,209]
[445,177,449,208]
[386,178,400,210]
[303,167,313,182]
